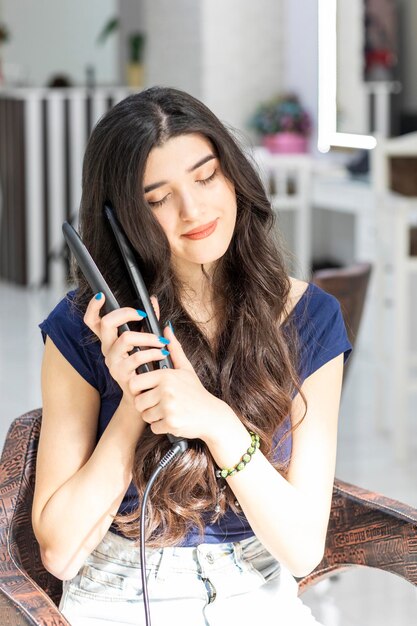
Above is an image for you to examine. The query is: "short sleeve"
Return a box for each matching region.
[296,286,352,383]
[39,291,102,391]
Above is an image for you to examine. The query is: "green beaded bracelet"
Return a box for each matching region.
[215,431,260,479]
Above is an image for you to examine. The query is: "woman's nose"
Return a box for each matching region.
[178,188,202,220]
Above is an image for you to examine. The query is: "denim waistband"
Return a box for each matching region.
[60,530,313,626]
[89,530,266,577]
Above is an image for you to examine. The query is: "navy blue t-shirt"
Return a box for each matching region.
[39,282,352,545]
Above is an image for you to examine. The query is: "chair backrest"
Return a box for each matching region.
[312,262,372,378]
[0,410,63,607]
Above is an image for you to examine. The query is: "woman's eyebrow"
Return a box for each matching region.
[144,154,216,193]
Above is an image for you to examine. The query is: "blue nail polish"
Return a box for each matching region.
[137,309,148,318]
[168,321,175,335]
[95,292,102,300]
[158,336,170,345]
[161,348,170,356]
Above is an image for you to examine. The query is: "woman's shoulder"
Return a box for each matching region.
[39,289,105,392]
[44,289,83,322]
[285,277,309,314]
[285,277,342,322]
[285,277,352,380]
[40,289,89,341]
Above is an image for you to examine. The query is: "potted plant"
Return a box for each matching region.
[97,19,146,88]
[0,22,10,86]
[126,32,146,88]
[249,94,312,153]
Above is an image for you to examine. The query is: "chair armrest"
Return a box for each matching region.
[0,583,69,626]
[0,410,71,625]
[298,478,417,592]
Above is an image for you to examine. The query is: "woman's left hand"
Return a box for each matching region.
[130,323,236,443]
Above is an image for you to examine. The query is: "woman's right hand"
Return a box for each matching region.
[83,293,170,406]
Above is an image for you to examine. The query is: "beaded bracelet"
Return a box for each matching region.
[215,431,260,479]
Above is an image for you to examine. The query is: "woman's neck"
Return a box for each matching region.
[178,269,220,342]
[174,261,213,310]
[173,259,223,344]
[181,281,215,325]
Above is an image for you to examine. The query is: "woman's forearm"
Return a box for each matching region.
[226,452,329,577]
[205,406,330,578]
[36,397,145,580]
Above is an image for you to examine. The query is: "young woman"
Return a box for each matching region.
[33,86,351,626]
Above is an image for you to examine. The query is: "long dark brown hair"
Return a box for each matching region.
[74,86,306,546]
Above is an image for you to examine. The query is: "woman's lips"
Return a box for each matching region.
[182,219,218,240]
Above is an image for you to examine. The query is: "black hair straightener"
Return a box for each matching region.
[63,206,188,626]
[62,209,187,452]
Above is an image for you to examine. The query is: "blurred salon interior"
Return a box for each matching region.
[0,1,416,624]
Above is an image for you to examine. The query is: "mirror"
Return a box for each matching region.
[318,0,377,151]
[317,0,417,152]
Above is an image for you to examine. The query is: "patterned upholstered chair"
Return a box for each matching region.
[1,409,416,625]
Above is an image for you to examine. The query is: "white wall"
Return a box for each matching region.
[144,0,202,99]
[201,0,283,134]
[282,0,318,150]
[143,0,283,134]
[2,0,118,86]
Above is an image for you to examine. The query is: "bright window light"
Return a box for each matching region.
[318,0,377,152]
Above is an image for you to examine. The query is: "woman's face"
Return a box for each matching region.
[143,133,237,279]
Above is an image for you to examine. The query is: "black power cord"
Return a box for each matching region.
[139,440,188,626]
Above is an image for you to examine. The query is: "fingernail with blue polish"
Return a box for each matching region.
[137,309,148,318]
[168,321,175,335]
[161,349,170,356]
[95,292,102,300]
[158,336,170,345]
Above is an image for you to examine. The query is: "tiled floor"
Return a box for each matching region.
[1,280,416,624]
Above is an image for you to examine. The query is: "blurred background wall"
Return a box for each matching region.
[1,0,118,86]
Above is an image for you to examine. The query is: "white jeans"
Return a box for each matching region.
[59,530,322,626]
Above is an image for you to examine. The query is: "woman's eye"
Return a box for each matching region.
[148,195,169,208]
[197,169,217,185]
[147,170,217,206]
